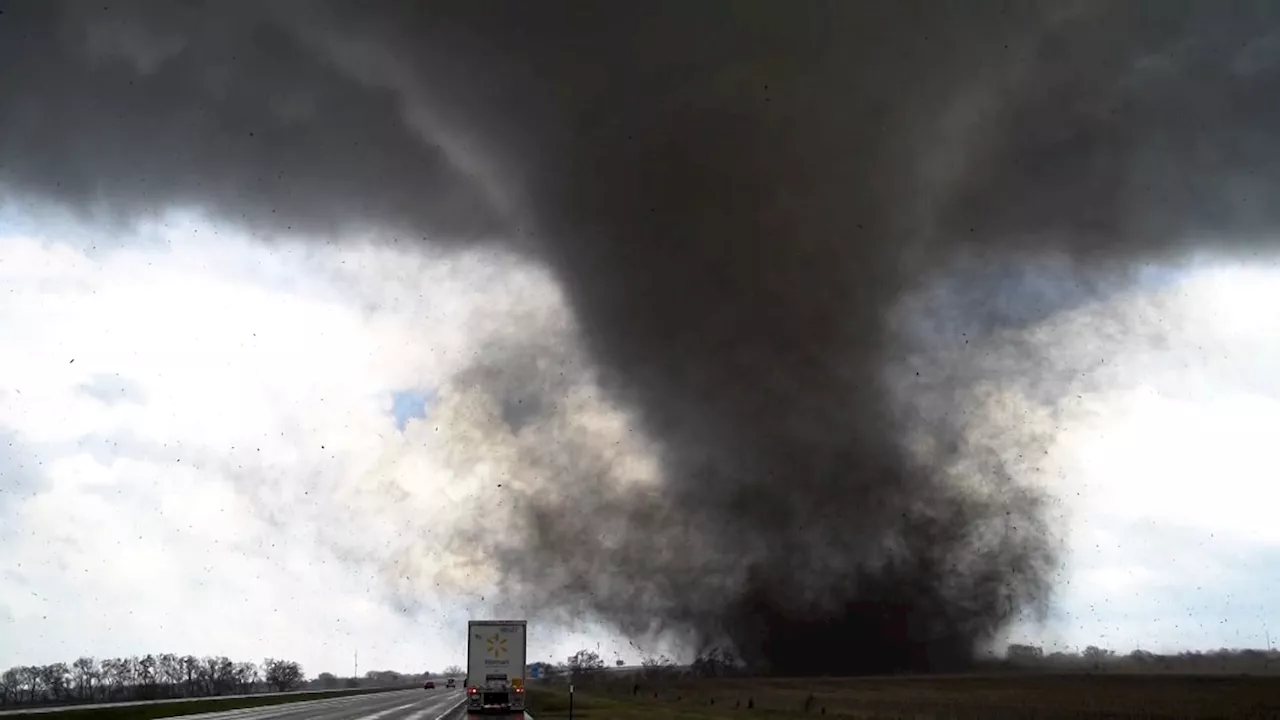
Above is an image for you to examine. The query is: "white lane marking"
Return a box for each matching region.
[353,700,422,720]
[403,694,466,720]
[169,691,425,719]
[261,692,423,720]
[282,691,425,720]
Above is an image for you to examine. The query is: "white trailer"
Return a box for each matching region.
[465,619,527,715]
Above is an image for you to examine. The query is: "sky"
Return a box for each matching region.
[0,203,626,675]
[2,203,1280,674]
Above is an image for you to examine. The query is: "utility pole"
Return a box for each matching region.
[354,650,358,679]
[1265,626,1274,672]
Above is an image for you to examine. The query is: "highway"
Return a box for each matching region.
[0,689,416,716]
[0,689,535,720]
[164,689,502,720]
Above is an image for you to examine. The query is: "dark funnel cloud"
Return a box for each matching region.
[5,0,1280,674]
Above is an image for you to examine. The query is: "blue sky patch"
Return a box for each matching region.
[391,388,436,431]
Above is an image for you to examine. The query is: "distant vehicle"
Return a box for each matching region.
[466,619,527,715]
[424,680,435,689]
[446,678,456,689]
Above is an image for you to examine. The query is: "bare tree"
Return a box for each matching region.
[39,664,70,703]
[110,657,138,699]
[156,654,181,698]
[123,657,139,690]
[0,667,18,706]
[640,654,677,682]
[216,657,237,695]
[137,655,158,700]
[71,657,99,702]
[442,665,464,676]
[262,658,304,692]
[200,657,220,695]
[181,655,199,697]
[20,666,43,704]
[363,670,403,686]
[234,662,259,694]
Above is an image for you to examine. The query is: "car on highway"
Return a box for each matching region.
[423,680,435,689]
[446,678,456,689]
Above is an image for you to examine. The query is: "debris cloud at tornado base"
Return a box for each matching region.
[5,0,1280,674]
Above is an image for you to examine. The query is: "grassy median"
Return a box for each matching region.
[1,686,413,720]
[525,673,1280,719]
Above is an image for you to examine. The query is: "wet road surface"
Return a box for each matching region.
[169,689,468,720]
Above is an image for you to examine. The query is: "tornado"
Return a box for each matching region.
[4,0,1280,674]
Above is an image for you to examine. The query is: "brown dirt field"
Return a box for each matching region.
[526,673,1280,719]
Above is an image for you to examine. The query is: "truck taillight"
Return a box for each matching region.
[467,687,478,694]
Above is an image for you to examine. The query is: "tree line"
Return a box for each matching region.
[0,655,306,709]
[0,654,419,710]
[314,666,461,691]
[1002,644,1280,673]
[530,644,1280,685]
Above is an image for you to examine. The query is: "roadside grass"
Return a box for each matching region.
[0,686,413,720]
[527,673,1280,719]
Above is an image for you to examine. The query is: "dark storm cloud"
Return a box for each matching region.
[4,0,1280,674]
[0,0,505,241]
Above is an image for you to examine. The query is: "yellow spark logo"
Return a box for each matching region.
[486,632,508,659]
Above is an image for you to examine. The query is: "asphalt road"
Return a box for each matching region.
[0,690,412,716]
[169,689,474,720]
[436,706,532,720]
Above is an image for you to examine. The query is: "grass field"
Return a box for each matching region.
[0,686,411,719]
[526,673,1280,719]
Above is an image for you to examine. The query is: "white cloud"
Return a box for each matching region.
[3,207,1280,675]
[0,210,622,672]
[1068,387,1280,543]
[978,259,1280,653]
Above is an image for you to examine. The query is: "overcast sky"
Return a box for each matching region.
[994,260,1280,653]
[3,199,1280,674]
[0,202,629,675]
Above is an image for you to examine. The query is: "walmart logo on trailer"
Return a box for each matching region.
[486,632,509,659]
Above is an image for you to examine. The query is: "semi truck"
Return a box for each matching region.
[465,619,527,715]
